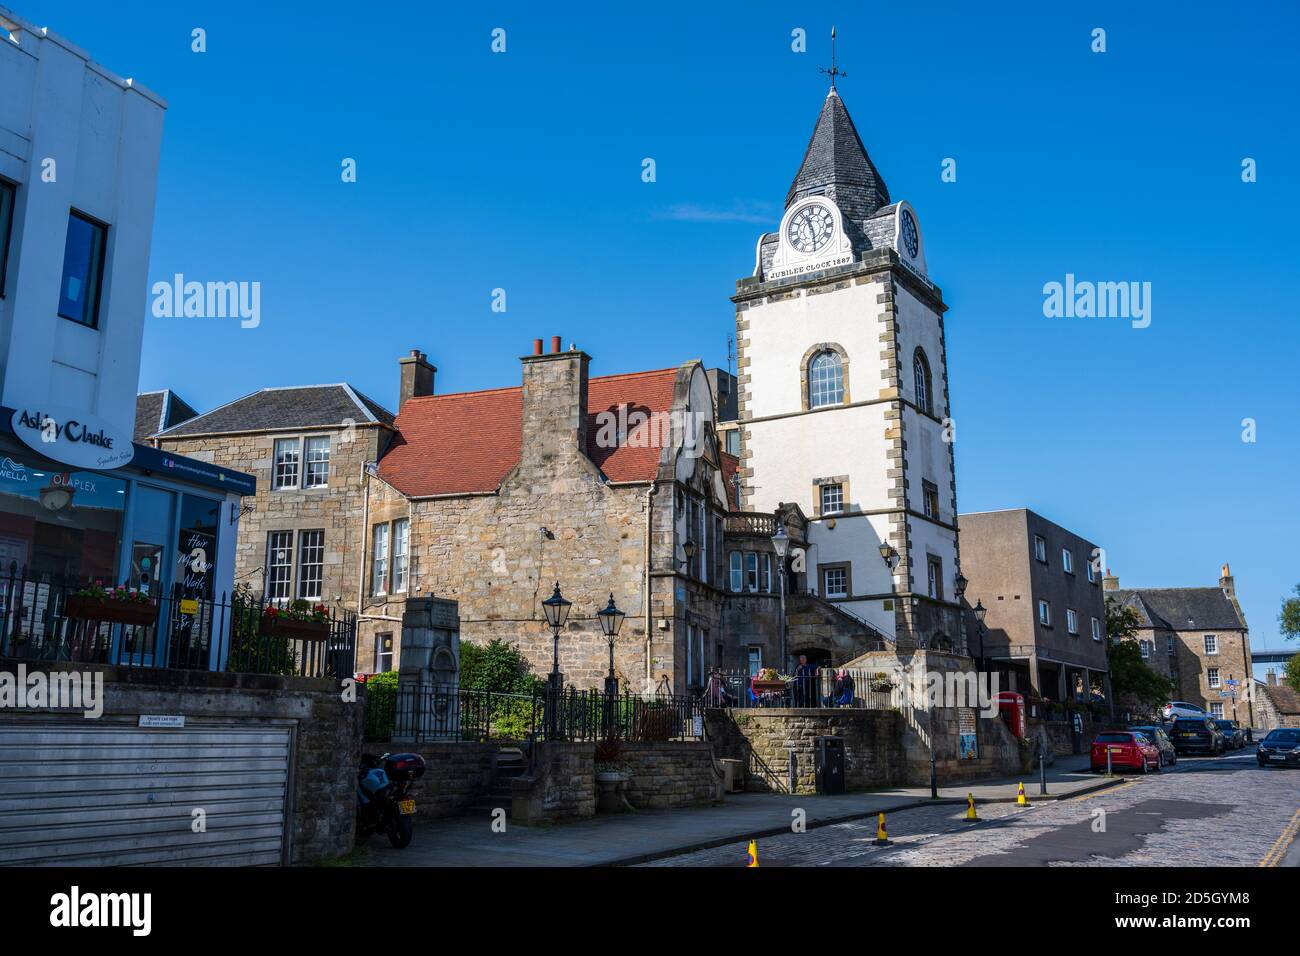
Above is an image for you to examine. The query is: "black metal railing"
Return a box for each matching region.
[0,564,355,679]
[365,683,705,745]
[700,667,898,710]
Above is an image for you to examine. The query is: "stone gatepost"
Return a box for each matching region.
[393,596,460,742]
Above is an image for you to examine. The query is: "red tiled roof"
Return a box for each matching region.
[378,368,680,497]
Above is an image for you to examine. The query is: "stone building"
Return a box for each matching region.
[1253,675,1300,732]
[146,383,397,608]
[732,87,961,651]
[1105,564,1254,725]
[958,509,1110,702]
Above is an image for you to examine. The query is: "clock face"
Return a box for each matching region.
[786,202,836,255]
[900,209,919,258]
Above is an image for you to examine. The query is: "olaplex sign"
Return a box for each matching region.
[10,405,134,470]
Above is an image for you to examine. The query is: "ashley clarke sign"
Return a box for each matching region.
[10,406,134,470]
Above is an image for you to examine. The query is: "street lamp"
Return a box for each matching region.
[541,582,572,739]
[542,581,572,685]
[597,593,626,698]
[771,525,789,669]
[878,542,900,570]
[677,539,697,571]
[973,599,988,675]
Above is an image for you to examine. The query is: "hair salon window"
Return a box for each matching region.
[0,456,125,581]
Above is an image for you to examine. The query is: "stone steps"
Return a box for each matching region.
[463,748,527,818]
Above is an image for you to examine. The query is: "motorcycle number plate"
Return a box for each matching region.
[398,799,416,815]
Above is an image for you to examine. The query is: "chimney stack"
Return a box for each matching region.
[1219,562,1235,597]
[519,334,591,474]
[398,349,436,410]
[1267,669,1277,687]
[1102,568,1120,591]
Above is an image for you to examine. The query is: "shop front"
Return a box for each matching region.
[0,405,255,671]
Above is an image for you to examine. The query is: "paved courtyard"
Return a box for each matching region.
[641,751,1300,867]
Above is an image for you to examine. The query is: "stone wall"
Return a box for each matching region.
[0,663,362,865]
[1255,682,1300,732]
[511,742,595,824]
[706,708,904,793]
[403,741,498,821]
[621,741,724,808]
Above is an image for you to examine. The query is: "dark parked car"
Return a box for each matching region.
[1130,725,1177,767]
[1213,719,1246,750]
[1169,716,1226,755]
[1257,728,1300,768]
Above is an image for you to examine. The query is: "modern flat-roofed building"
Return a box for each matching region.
[958,508,1109,703]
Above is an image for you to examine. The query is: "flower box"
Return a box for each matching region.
[64,594,158,627]
[259,617,329,641]
[751,680,787,694]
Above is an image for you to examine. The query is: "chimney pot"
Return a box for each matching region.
[533,338,543,356]
[551,335,562,354]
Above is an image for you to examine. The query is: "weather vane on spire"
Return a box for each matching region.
[819,26,847,90]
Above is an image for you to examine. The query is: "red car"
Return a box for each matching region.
[1090,731,1161,773]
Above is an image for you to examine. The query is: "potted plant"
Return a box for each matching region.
[259,599,330,641]
[869,671,896,693]
[594,736,631,813]
[751,667,787,694]
[65,583,158,627]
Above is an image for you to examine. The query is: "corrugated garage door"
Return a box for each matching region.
[0,722,292,866]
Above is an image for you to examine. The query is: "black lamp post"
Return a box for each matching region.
[771,525,789,668]
[678,539,697,572]
[954,571,968,656]
[973,598,988,675]
[878,542,900,571]
[597,593,626,698]
[541,582,572,739]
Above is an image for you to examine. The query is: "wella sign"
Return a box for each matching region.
[10,405,134,470]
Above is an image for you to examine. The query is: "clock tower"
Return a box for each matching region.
[732,87,961,655]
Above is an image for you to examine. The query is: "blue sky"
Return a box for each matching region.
[25,1,1299,664]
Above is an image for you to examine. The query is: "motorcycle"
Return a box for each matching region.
[356,751,426,849]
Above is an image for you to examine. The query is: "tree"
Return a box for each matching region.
[1105,596,1175,714]
[1285,652,1300,695]
[1279,584,1300,642]
[459,638,544,695]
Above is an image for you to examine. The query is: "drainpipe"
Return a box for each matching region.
[356,459,372,616]
[645,480,657,687]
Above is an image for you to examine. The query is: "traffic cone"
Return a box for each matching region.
[872,812,892,846]
[746,839,759,867]
[965,793,979,821]
[1016,782,1029,807]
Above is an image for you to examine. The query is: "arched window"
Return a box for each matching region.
[913,349,933,415]
[808,350,844,408]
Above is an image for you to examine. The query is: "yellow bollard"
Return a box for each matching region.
[746,839,759,867]
[965,793,979,821]
[1016,781,1029,807]
[872,812,892,846]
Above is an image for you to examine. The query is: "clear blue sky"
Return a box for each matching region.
[25,1,1299,665]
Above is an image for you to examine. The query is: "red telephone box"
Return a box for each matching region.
[997,691,1026,738]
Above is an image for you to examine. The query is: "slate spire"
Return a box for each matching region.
[785,90,890,223]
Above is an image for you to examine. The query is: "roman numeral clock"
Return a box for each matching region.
[767,197,856,281]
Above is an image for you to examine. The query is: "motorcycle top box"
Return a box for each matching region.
[383,753,426,782]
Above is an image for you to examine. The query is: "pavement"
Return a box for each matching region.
[363,754,1119,867]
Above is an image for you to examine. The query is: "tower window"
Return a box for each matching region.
[808,351,844,408]
[913,349,933,415]
[820,483,843,515]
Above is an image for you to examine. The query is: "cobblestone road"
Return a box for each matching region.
[641,751,1300,867]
